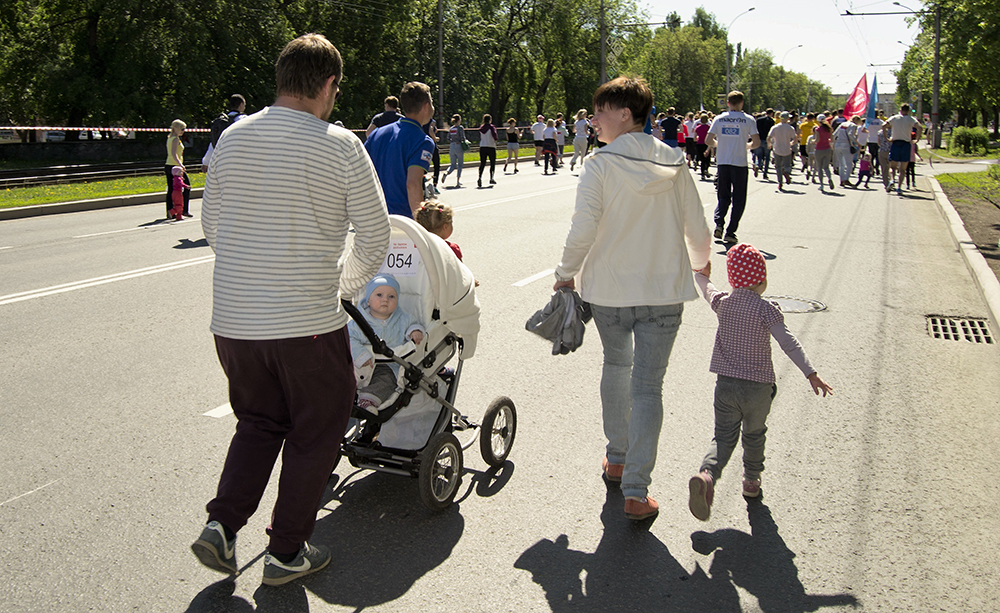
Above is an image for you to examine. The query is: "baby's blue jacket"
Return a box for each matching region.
[348,303,425,370]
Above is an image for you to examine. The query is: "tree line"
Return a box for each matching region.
[895,0,999,135]
[0,0,835,140]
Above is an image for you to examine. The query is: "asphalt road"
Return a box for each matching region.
[1,156,998,612]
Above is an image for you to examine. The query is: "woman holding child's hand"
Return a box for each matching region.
[552,77,712,522]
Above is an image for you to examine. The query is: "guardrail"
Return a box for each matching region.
[0,161,168,189]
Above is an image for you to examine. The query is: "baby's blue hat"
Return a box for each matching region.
[365,273,400,303]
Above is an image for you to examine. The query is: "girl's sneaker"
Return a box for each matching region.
[688,471,714,521]
[742,477,761,498]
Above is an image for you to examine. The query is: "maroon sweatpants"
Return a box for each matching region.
[207,327,355,554]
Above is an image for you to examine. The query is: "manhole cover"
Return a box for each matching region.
[762,296,827,313]
[926,316,994,344]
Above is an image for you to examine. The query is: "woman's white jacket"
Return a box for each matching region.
[555,131,712,307]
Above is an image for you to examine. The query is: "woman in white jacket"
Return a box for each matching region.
[553,77,712,522]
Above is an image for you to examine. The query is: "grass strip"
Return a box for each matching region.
[2,173,206,209]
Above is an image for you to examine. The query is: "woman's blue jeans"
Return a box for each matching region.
[447,143,464,181]
[591,303,683,499]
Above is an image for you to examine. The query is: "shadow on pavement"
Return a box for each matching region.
[514,485,741,611]
[175,238,209,249]
[186,468,470,612]
[691,498,860,613]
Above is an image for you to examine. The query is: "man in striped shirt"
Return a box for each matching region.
[194,33,390,587]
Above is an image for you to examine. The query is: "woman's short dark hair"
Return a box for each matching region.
[275,34,342,99]
[592,77,653,126]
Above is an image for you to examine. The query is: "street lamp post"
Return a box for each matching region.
[893,1,941,148]
[806,64,825,111]
[726,7,756,94]
[779,44,803,110]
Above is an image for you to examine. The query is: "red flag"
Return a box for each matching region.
[843,74,869,121]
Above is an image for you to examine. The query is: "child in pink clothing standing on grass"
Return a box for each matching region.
[688,243,833,521]
[170,166,190,221]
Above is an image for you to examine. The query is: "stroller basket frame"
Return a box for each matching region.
[339,299,517,510]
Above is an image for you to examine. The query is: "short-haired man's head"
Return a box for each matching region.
[900,103,911,113]
[229,94,246,110]
[765,108,774,116]
[399,81,431,115]
[807,112,816,120]
[727,90,744,107]
[593,77,653,126]
[667,107,676,115]
[836,109,843,116]
[275,33,342,99]
[384,96,399,110]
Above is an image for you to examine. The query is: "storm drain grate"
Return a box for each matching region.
[926,316,994,344]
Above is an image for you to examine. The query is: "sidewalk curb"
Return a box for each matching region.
[0,188,204,221]
[929,176,1000,337]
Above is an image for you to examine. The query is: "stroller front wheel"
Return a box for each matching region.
[418,432,464,510]
[480,396,517,467]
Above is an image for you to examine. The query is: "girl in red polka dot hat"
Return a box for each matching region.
[686,243,833,522]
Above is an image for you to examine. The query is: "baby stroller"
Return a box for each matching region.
[339,215,517,510]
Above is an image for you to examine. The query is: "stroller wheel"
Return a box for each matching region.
[418,432,464,510]
[480,396,517,468]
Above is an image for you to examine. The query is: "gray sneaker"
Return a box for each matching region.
[191,521,237,575]
[262,542,331,586]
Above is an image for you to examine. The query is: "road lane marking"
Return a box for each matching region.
[513,269,555,287]
[0,246,12,251]
[204,403,233,418]
[0,255,215,306]
[0,479,61,507]
[454,185,575,212]
[73,218,198,239]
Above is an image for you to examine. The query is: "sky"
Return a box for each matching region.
[642,0,923,96]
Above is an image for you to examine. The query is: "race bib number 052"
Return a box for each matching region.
[722,126,740,136]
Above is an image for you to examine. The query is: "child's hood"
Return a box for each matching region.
[591,132,687,196]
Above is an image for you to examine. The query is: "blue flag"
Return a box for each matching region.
[865,77,879,127]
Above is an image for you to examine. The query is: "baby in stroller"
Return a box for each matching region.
[348,273,426,411]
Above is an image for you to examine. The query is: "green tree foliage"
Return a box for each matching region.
[628,21,725,114]
[0,0,835,131]
[897,0,1000,132]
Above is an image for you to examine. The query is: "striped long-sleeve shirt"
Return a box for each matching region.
[202,106,391,340]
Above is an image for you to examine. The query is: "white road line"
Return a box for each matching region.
[454,185,575,212]
[513,268,556,287]
[0,255,215,307]
[0,479,61,507]
[0,246,12,251]
[73,218,197,239]
[204,403,233,418]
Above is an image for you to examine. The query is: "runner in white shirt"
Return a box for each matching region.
[531,115,546,166]
[569,109,590,172]
[705,91,760,244]
[885,104,921,195]
[767,111,798,191]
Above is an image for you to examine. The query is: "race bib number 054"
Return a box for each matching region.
[380,240,421,277]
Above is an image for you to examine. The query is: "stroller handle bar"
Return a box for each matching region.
[341,299,392,358]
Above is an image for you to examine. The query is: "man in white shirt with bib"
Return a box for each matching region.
[706,91,760,245]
